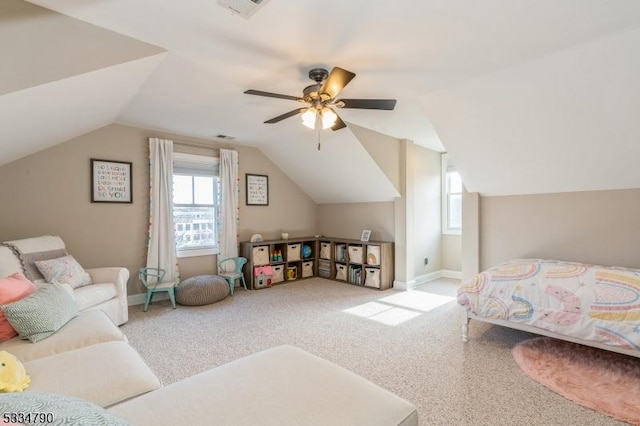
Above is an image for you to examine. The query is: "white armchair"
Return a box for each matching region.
[0,236,129,325]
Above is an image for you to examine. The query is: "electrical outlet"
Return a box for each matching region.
[424,257,429,265]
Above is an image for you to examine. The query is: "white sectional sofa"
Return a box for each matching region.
[0,236,129,325]
[1,310,162,407]
[0,236,418,425]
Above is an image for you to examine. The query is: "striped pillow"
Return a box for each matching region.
[0,282,78,342]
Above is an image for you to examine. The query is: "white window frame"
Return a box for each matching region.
[173,153,220,258]
[442,154,462,236]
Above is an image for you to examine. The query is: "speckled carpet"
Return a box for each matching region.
[122,278,625,426]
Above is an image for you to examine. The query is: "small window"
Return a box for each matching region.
[173,153,220,257]
[442,154,462,235]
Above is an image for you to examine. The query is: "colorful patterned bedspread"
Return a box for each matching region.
[457,259,640,351]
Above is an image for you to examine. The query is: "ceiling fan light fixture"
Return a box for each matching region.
[302,107,338,130]
[321,108,337,129]
[301,108,317,129]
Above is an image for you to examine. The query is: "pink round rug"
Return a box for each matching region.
[512,337,640,425]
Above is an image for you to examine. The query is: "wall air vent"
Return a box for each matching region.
[217,0,271,19]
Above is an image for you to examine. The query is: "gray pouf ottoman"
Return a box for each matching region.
[176,275,230,306]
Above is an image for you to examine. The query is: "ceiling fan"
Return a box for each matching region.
[244,66,396,149]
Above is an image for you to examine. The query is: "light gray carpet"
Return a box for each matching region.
[122,277,624,426]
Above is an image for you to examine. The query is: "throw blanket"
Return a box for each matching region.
[2,236,67,282]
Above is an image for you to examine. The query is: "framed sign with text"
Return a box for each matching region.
[246,173,269,206]
[91,159,132,203]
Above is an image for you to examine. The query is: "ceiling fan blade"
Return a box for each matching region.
[331,114,347,131]
[244,89,303,102]
[264,108,307,124]
[337,99,397,110]
[319,67,356,99]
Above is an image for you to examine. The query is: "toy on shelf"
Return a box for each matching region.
[271,249,283,262]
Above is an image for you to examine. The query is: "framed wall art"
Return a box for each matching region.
[91,159,132,203]
[360,230,372,242]
[246,173,269,206]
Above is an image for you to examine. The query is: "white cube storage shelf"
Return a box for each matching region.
[240,237,393,290]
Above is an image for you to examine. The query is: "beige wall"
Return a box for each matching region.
[442,234,461,271]
[412,145,442,276]
[461,191,479,281]
[350,124,401,192]
[479,188,640,270]
[0,124,317,295]
[317,202,394,242]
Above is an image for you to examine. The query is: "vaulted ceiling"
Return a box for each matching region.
[2,0,640,201]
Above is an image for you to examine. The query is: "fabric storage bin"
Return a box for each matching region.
[364,268,381,288]
[335,264,347,281]
[252,246,270,266]
[366,245,381,266]
[287,244,301,261]
[348,246,363,264]
[254,266,273,289]
[272,265,284,283]
[320,242,331,260]
[302,261,313,278]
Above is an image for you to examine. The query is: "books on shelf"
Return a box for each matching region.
[348,265,363,285]
[318,259,331,278]
[335,244,347,262]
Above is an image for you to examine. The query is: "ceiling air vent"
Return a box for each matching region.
[217,0,271,19]
[216,134,236,140]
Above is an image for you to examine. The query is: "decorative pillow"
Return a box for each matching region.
[0,392,131,425]
[34,255,92,289]
[0,282,78,343]
[0,273,37,342]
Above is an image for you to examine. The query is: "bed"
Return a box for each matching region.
[457,258,640,358]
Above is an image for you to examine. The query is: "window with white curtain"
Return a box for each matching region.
[442,154,462,235]
[173,153,220,257]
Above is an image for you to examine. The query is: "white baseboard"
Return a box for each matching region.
[393,269,462,290]
[127,292,170,306]
[392,279,415,291]
[441,269,463,280]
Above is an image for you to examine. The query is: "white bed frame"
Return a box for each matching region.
[461,310,640,358]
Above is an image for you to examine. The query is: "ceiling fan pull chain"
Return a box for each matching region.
[315,113,322,150]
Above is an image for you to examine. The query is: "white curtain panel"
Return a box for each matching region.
[147,138,179,283]
[218,149,239,265]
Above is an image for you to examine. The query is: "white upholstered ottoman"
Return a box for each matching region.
[109,345,418,426]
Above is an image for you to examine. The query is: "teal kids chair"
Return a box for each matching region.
[139,267,177,312]
[218,257,248,295]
